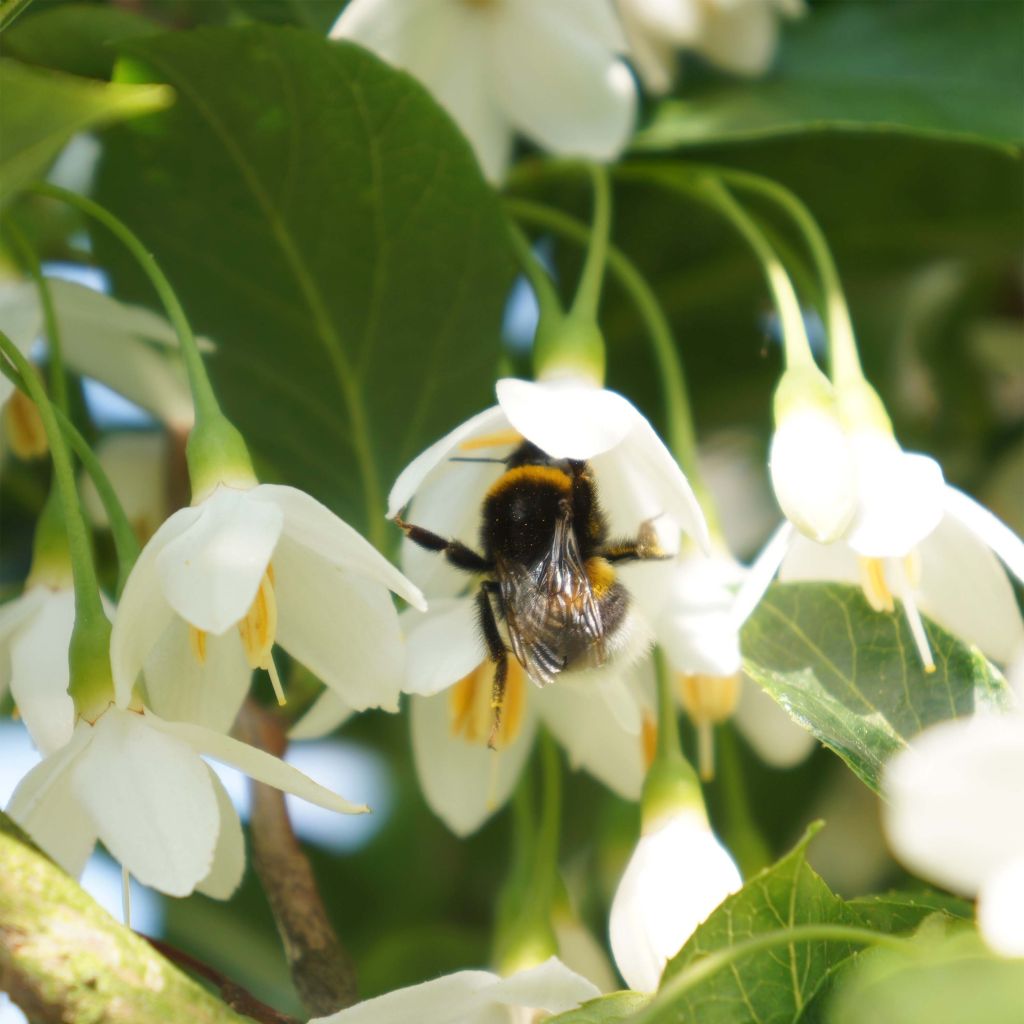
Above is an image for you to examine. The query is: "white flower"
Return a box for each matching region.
[330,0,637,183]
[882,713,1024,958]
[768,404,858,545]
[80,431,170,543]
[407,597,654,835]
[609,807,742,990]
[310,956,599,1024]
[7,704,365,899]
[0,278,201,430]
[618,0,803,95]
[740,432,1024,672]
[111,481,426,733]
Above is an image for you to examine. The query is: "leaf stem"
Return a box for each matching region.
[0,332,105,629]
[506,197,720,533]
[633,924,907,1023]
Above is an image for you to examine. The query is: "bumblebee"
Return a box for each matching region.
[395,440,665,747]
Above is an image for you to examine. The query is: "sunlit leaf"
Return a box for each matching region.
[741,583,1010,792]
[0,58,171,206]
[95,26,514,541]
[635,0,1023,153]
[547,991,650,1023]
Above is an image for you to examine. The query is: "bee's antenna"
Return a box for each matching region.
[448,456,507,464]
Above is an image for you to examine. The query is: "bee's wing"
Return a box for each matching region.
[499,510,604,686]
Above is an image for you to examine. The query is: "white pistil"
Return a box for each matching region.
[889,556,936,673]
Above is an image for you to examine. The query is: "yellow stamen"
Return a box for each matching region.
[188,625,208,665]
[641,712,658,769]
[677,673,741,781]
[459,429,522,451]
[887,556,936,674]
[3,387,48,460]
[237,566,287,703]
[858,557,895,613]
[449,659,526,750]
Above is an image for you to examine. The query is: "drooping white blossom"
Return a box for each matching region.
[609,807,742,990]
[310,956,600,1024]
[7,704,366,900]
[330,0,637,182]
[617,0,802,94]
[882,712,1024,958]
[111,481,425,733]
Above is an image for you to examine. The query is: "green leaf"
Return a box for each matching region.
[547,992,651,1023]
[847,892,972,935]
[0,58,172,206]
[3,4,158,79]
[656,825,863,1024]
[741,583,1011,792]
[635,1,1023,153]
[827,931,1024,1024]
[95,26,514,543]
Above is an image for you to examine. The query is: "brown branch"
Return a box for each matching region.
[0,813,248,1024]
[142,937,299,1024]
[236,701,359,1017]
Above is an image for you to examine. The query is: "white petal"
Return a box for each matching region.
[609,811,742,991]
[882,714,1024,895]
[50,280,196,429]
[72,709,219,897]
[0,586,49,700]
[0,281,42,407]
[495,379,637,461]
[731,521,794,627]
[273,536,405,712]
[410,690,538,837]
[6,724,97,877]
[698,1,780,75]
[488,957,600,1014]
[590,417,710,551]
[309,968,498,1024]
[404,598,483,697]
[769,409,858,544]
[196,767,246,900]
[143,619,252,732]
[777,530,859,586]
[978,857,1024,958]
[149,714,368,815]
[289,689,354,741]
[621,0,704,40]
[156,486,283,635]
[490,6,636,161]
[944,486,1024,584]
[388,405,510,518]
[733,677,816,768]
[845,439,946,558]
[913,512,1024,665]
[111,505,198,706]
[9,588,76,755]
[537,676,645,801]
[251,483,424,610]
[621,13,678,95]
[552,917,619,994]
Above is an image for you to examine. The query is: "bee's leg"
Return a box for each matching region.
[602,516,669,563]
[477,583,508,750]
[394,517,492,573]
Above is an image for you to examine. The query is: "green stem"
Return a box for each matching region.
[506,220,564,330]
[0,0,34,31]
[715,726,772,878]
[535,731,562,891]
[632,924,907,1023]
[0,332,104,629]
[570,164,612,322]
[28,183,222,426]
[655,648,683,764]
[506,197,719,533]
[3,219,69,414]
[707,167,863,385]
[0,358,140,594]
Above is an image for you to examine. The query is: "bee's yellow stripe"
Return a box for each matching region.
[486,464,572,499]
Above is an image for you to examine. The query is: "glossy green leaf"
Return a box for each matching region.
[635,1,1023,153]
[0,58,171,206]
[547,992,650,1023]
[827,931,1024,1024]
[741,583,1010,792]
[95,26,514,541]
[654,826,862,1024]
[847,892,972,935]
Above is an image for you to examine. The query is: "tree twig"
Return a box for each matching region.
[236,701,359,1016]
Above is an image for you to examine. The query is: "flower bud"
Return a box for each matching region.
[3,385,48,460]
[769,366,857,543]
